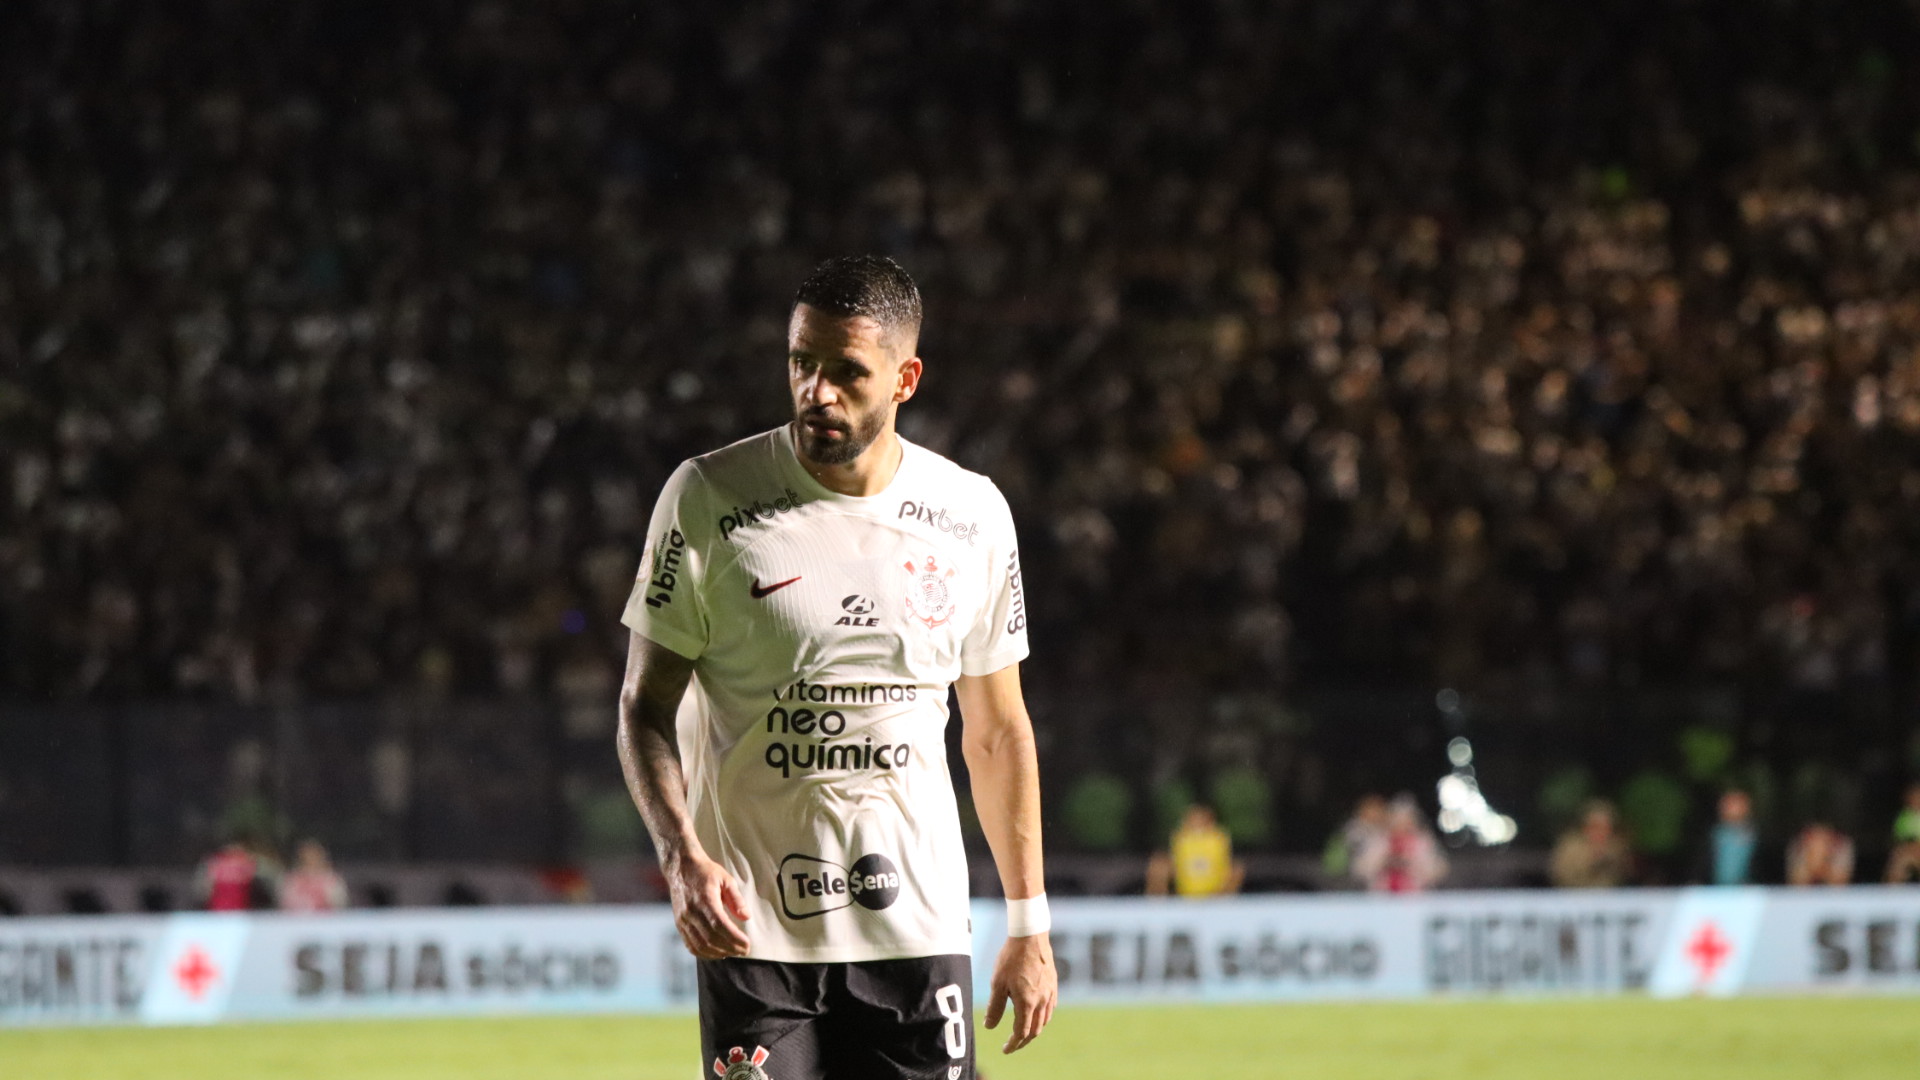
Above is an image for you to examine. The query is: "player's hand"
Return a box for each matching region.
[983,932,1056,1054]
[665,849,751,959]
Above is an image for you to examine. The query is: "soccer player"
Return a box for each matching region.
[616,256,1055,1079]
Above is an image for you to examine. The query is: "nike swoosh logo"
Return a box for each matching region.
[750,576,802,599]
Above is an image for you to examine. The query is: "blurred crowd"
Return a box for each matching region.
[1311,781,1920,890]
[7,2,1920,835]
[195,836,346,912]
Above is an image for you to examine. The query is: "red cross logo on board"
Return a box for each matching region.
[173,944,220,1000]
[1684,922,1732,985]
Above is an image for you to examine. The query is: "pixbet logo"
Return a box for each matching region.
[899,501,979,545]
[718,489,804,541]
[778,853,903,920]
[836,594,879,627]
[642,528,687,609]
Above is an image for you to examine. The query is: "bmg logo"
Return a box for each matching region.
[643,528,687,608]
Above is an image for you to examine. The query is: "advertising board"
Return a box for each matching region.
[6,887,1919,1027]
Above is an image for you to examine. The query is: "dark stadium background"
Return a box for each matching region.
[5,0,1920,899]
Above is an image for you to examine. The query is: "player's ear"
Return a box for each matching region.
[894,355,922,404]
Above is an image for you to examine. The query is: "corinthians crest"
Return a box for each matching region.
[903,554,957,627]
[713,1045,771,1080]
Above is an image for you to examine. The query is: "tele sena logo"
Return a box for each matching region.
[778,853,902,920]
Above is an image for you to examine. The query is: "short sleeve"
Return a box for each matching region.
[620,460,711,660]
[960,483,1030,676]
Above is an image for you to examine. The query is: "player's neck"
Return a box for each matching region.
[796,425,903,497]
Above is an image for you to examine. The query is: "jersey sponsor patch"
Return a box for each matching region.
[718,488,805,541]
[1004,549,1026,635]
[778,852,903,919]
[641,528,688,609]
[836,593,879,627]
[898,500,981,545]
[713,1044,771,1079]
[760,702,916,779]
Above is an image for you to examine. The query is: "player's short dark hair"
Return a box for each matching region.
[792,255,922,351]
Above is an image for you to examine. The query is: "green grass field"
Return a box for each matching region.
[4,998,1918,1080]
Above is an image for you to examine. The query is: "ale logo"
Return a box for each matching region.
[779,852,903,920]
[836,594,879,628]
[713,1045,771,1080]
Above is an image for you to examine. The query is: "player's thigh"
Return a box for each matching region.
[826,954,975,1080]
[697,958,829,1080]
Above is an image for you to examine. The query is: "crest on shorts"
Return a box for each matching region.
[903,555,957,628]
[713,1045,771,1080]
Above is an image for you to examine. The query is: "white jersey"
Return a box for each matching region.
[622,425,1029,963]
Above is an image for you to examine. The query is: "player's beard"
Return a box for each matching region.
[796,404,887,466]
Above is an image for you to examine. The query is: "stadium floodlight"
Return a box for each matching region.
[1435,739,1517,846]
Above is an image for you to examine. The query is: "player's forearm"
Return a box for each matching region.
[964,718,1046,900]
[616,633,706,870]
[616,696,703,868]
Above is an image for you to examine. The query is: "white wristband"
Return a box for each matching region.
[1005,893,1051,937]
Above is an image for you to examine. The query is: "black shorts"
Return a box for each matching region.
[697,954,974,1080]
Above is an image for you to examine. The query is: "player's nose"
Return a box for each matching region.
[800,372,838,407]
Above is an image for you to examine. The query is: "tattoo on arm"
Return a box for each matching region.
[616,633,698,865]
